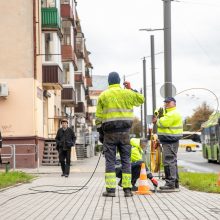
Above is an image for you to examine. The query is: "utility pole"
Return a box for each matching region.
[163,0,173,97]
[140,88,143,137]
[143,57,147,138]
[150,35,156,113]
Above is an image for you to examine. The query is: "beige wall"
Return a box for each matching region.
[0,1,44,138]
[0,79,35,136]
[0,0,34,78]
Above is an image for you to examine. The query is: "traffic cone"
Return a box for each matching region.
[217,173,220,187]
[136,163,152,195]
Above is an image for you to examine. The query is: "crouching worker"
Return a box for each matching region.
[116,138,158,191]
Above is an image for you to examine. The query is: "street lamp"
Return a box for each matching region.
[139,28,164,114]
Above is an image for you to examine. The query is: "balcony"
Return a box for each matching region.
[41,8,60,29]
[85,77,92,87]
[42,65,63,90]
[61,4,74,21]
[61,87,76,107]
[75,102,85,114]
[61,45,78,69]
[75,74,84,83]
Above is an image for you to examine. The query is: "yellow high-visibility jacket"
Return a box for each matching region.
[157,107,183,143]
[95,84,144,132]
[130,138,143,163]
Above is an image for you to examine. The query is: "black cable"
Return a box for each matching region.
[0,152,102,207]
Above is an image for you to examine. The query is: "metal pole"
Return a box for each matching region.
[150,35,156,113]
[163,0,173,97]
[13,144,16,170]
[140,88,143,137]
[37,144,40,173]
[143,57,147,138]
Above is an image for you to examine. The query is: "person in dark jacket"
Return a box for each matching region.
[55,119,76,177]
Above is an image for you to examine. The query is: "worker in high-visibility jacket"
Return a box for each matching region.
[116,138,158,191]
[152,97,183,190]
[96,72,144,197]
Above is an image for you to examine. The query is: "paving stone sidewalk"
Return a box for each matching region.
[0,155,220,220]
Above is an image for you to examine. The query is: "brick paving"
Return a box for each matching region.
[0,155,220,220]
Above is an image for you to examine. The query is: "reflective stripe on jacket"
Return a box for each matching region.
[95,84,144,132]
[157,107,183,143]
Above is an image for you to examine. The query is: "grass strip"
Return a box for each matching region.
[179,172,220,193]
[0,171,35,189]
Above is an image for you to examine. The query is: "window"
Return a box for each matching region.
[41,0,56,8]
[62,63,70,84]
[45,33,53,61]
[91,99,97,106]
[77,60,82,71]
[62,27,71,45]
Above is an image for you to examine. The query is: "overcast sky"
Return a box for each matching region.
[77,0,220,118]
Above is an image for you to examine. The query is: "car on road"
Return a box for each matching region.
[179,139,202,152]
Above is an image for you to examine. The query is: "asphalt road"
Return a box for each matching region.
[178,148,220,173]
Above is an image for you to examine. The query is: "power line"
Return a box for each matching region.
[176,0,220,7]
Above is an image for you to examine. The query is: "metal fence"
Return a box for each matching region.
[1,144,39,171]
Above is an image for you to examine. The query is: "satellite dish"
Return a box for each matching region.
[160,83,177,98]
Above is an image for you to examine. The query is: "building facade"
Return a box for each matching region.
[0,0,93,168]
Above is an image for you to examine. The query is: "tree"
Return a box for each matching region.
[130,117,141,138]
[186,102,213,131]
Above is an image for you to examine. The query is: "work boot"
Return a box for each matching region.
[175,181,179,189]
[118,179,122,187]
[159,184,175,190]
[151,178,158,187]
[131,185,138,192]
[102,191,116,197]
[124,188,133,197]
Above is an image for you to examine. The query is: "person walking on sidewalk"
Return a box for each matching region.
[116,138,158,191]
[55,119,76,177]
[152,97,183,190]
[96,72,144,197]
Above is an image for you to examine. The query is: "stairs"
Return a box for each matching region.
[42,140,59,166]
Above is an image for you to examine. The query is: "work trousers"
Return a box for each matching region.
[59,148,71,175]
[103,132,131,192]
[116,161,153,186]
[162,141,179,187]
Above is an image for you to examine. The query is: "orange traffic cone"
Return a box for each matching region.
[136,163,152,195]
[217,173,220,187]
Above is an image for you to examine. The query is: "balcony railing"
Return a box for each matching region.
[41,8,60,29]
[61,4,74,21]
[42,65,63,90]
[61,87,76,106]
[75,102,85,114]
[75,74,84,83]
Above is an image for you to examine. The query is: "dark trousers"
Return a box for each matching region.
[116,161,153,186]
[59,149,71,175]
[162,142,179,187]
[104,132,131,174]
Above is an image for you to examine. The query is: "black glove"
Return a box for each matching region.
[158,107,164,118]
[97,127,104,144]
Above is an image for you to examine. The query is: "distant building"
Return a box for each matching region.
[88,75,108,130]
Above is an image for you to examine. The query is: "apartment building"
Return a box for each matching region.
[0,0,93,167]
